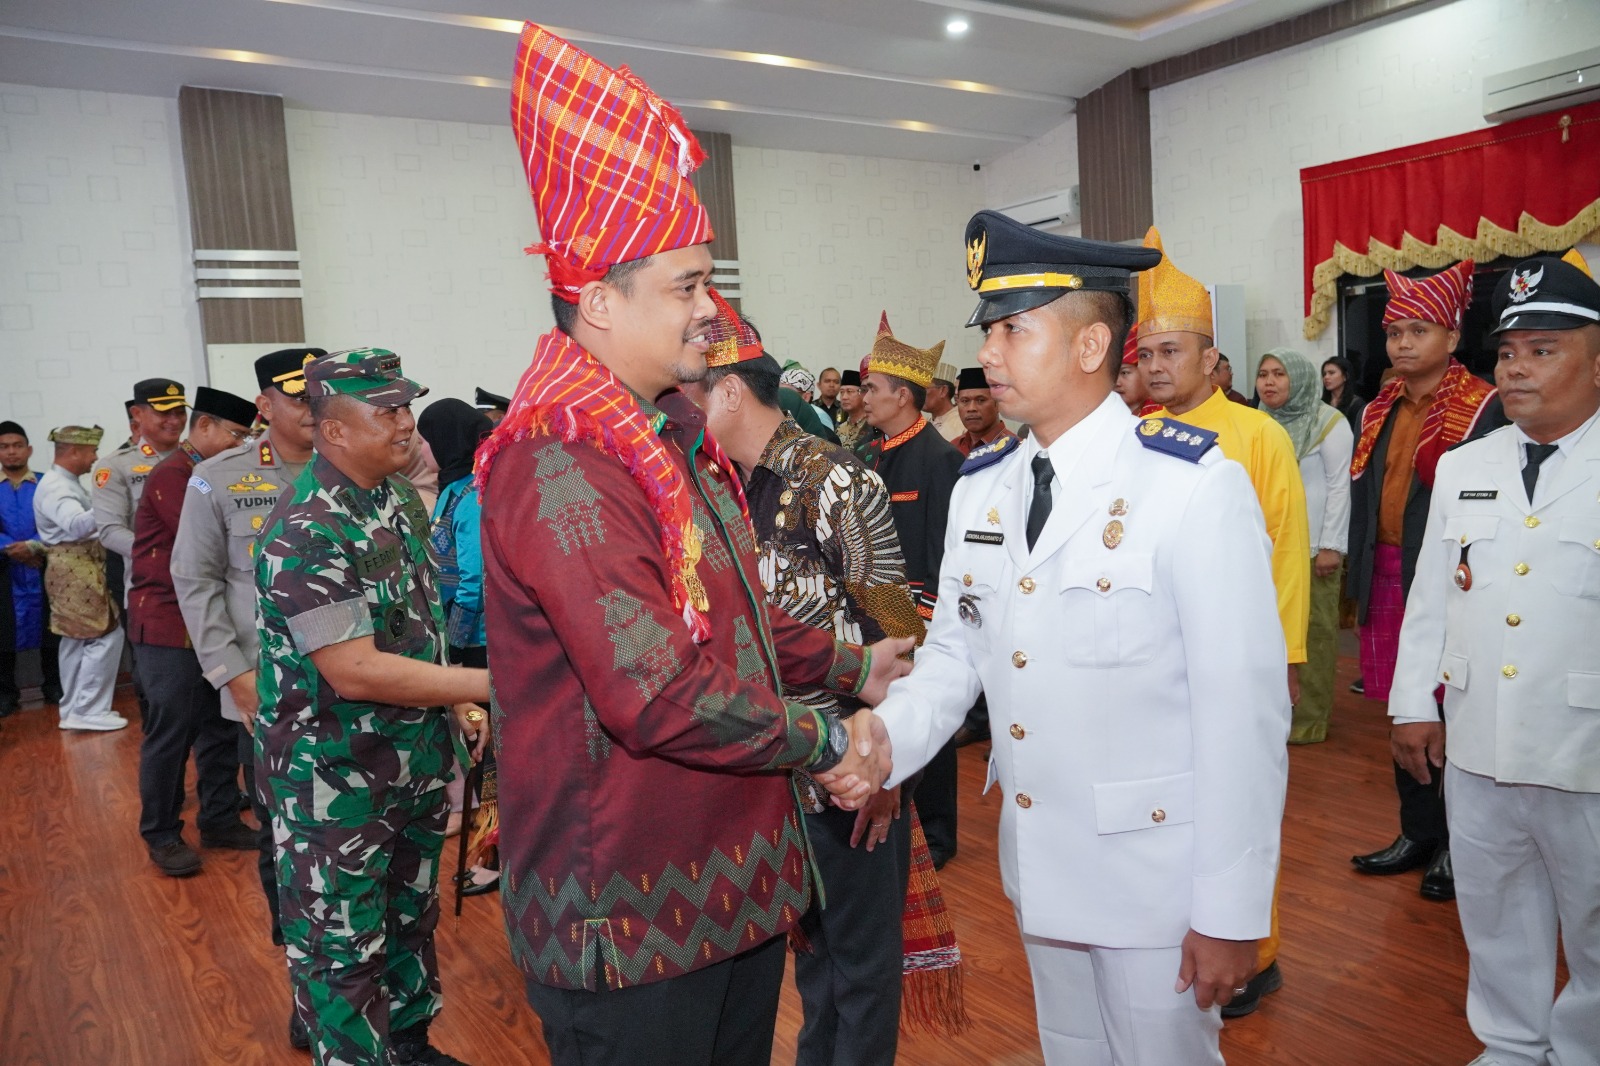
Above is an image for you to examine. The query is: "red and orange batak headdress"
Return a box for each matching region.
[1382,260,1475,330]
[511,23,713,301]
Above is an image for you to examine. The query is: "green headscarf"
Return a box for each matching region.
[1259,347,1343,460]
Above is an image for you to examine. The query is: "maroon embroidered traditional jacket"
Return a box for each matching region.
[481,390,867,991]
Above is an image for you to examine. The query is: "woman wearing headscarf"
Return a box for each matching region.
[416,398,500,895]
[1259,347,1353,744]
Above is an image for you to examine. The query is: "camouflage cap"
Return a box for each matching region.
[304,348,428,408]
[49,425,104,446]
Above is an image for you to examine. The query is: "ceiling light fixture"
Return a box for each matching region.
[946,17,970,37]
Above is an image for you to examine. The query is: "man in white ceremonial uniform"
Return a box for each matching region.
[1388,250,1600,1066]
[871,210,1289,1065]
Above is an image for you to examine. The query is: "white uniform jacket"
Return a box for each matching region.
[877,394,1290,948]
[1389,416,1600,793]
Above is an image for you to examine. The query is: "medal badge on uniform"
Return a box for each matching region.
[1454,545,1473,591]
[958,593,983,629]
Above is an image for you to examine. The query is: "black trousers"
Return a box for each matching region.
[1,635,63,705]
[794,802,909,1066]
[526,935,786,1066]
[1396,698,1449,848]
[915,739,959,865]
[134,643,241,847]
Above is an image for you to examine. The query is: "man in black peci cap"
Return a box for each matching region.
[128,386,261,878]
[1387,249,1600,1066]
[869,210,1290,1065]
[171,345,325,1049]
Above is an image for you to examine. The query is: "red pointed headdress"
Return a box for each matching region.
[1382,260,1475,330]
[511,23,712,302]
[704,289,765,368]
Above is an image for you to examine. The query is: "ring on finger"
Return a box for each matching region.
[1231,986,1248,995]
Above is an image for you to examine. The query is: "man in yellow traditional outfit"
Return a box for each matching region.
[1136,227,1309,1016]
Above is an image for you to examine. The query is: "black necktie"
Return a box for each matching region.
[1522,443,1558,504]
[1026,454,1054,551]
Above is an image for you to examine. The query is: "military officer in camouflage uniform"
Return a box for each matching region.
[256,348,489,1066]
[172,346,324,1050]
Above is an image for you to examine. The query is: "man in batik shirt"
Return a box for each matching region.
[686,292,926,1064]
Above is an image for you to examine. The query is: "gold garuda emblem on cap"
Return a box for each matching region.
[967,230,987,290]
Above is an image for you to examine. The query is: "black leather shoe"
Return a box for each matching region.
[458,872,500,898]
[1221,960,1282,1018]
[149,840,203,877]
[1351,834,1433,875]
[392,1024,468,1065]
[289,1008,310,1051]
[201,822,261,850]
[1348,676,1365,695]
[1420,846,1455,901]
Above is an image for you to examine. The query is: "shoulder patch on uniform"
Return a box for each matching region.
[93,468,111,488]
[959,433,1021,477]
[187,475,211,494]
[1135,417,1216,462]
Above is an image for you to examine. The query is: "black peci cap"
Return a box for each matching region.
[192,386,259,428]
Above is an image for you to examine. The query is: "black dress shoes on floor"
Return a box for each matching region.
[1420,846,1455,901]
[1221,960,1283,1019]
[1351,834,1433,875]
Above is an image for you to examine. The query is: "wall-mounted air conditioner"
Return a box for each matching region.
[1484,46,1600,122]
[996,187,1081,230]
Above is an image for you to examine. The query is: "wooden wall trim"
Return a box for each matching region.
[689,129,742,310]
[178,87,304,345]
[1075,70,1153,243]
[1136,0,1438,91]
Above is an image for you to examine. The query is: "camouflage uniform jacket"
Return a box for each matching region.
[255,454,453,824]
[480,390,869,993]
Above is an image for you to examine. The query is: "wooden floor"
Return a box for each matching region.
[0,654,1486,1065]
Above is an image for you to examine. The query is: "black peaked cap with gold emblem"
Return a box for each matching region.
[964,209,1163,327]
[255,347,327,395]
[1491,254,1600,335]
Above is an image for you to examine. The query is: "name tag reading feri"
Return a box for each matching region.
[356,544,401,578]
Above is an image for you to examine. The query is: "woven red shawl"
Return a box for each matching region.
[1351,360,1495,488]
[475,329,747,643]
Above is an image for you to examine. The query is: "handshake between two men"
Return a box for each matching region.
[812,635,915,853]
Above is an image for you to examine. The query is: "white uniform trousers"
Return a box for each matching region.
[57,629,125,722]
[1447,762,1600,1066]
[1021,927,1222,1066]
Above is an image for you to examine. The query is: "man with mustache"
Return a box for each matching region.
[477,26,909,1066]
[1388,249,1600,1066]
[254,349,490,1065]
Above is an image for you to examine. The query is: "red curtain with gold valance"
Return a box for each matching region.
[1300,100,1600,340]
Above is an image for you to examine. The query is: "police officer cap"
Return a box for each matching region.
[256,347,327,395]
[963,210,1163,328]
[839,370,861,388]
[956,366,990,391]
[1491,255,1600,335]
[304,348,428,408]
[192,386,259,428]
[131,378,189,412]
[474,387,511,411]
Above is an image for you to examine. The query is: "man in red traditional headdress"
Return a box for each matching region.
[1347,260,1505,902]
[477,25,910,1066]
